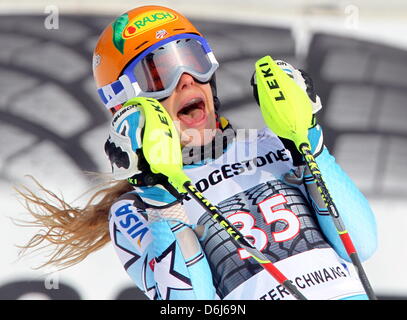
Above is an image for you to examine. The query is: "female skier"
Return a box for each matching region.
[19,5,377,300]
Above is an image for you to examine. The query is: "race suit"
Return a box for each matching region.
[108,123,377,300]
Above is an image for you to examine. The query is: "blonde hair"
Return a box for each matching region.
[15,176,133,270]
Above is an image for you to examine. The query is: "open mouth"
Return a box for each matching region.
[177,97,207,127]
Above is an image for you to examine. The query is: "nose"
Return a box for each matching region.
[176,73,195,91]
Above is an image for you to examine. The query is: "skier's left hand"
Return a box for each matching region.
[250,59,324,166]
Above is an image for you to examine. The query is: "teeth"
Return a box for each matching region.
[178,97,203,115]
[183,98,202,109]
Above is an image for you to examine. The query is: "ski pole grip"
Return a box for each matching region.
[131,97,188,193]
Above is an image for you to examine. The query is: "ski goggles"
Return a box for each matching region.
[98,34,219,111]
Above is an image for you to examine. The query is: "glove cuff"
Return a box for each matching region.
[279,124,324,166]
[307,124,324,157]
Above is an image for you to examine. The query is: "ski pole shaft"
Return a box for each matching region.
[184,181,307,301]
[300,143,377,300]
[134,96,306,300]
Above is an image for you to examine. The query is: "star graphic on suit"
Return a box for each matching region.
[154,241,192,299]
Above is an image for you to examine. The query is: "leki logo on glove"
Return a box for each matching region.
[123,11,177,39]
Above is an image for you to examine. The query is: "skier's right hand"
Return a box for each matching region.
[104,102,146,181]
[104,98,186,194]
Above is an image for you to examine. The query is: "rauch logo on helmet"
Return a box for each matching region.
[123,11,178,39]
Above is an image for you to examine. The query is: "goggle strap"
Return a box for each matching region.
[98,75,139,110]
[98,80,125,109]
[207,52,218,65]
[131,81,142,97]
[120,74,143,99]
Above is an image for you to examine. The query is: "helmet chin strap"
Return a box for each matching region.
[209,73,220,110]
[181,116,235,165]
[180,72,228,165]
[209,72,222,131]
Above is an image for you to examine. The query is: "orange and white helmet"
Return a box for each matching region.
[93,5,219,113]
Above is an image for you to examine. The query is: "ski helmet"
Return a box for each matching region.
[93,5,219,114]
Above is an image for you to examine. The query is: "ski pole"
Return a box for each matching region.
[254,55,377,300]
[300,144,376,299]
[127,97,307,301]
[183,181,306,300]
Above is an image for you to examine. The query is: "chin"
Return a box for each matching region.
[181,123,217,147]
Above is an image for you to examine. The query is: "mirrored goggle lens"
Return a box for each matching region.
[132,38,215,94]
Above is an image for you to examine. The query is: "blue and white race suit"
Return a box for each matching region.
[108,125,377,300]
